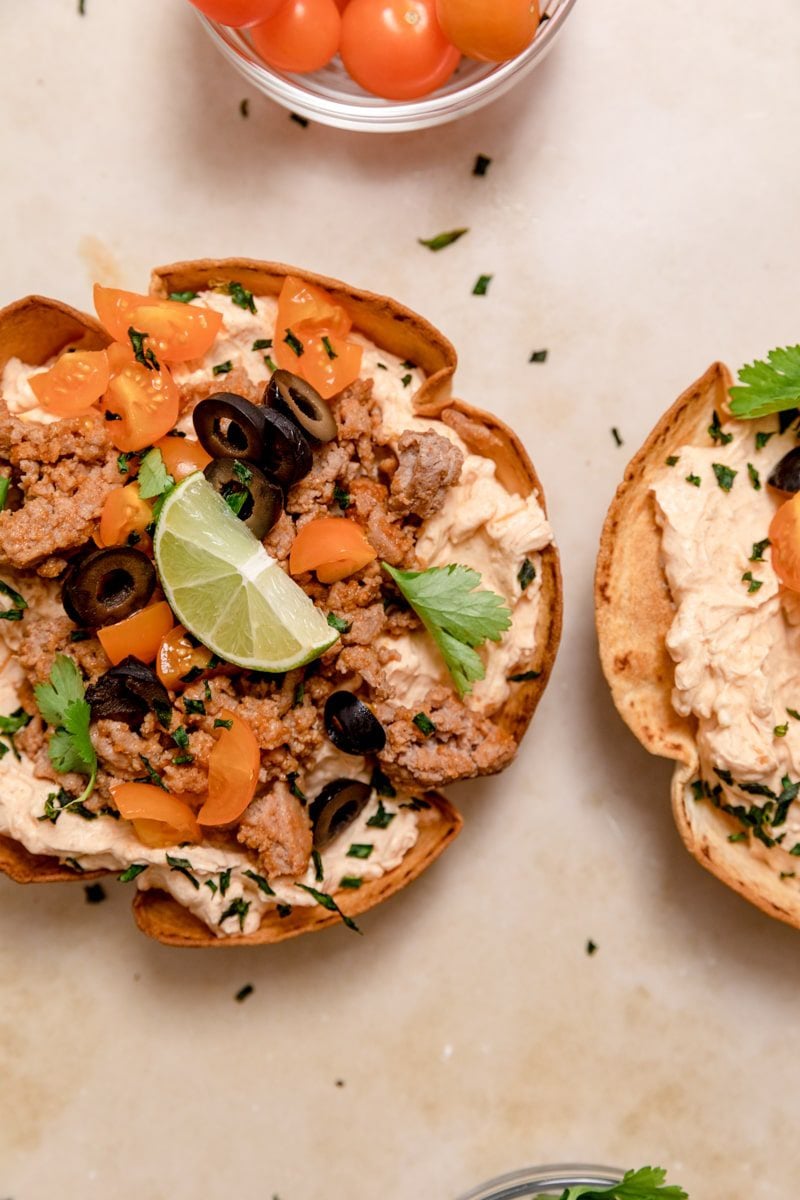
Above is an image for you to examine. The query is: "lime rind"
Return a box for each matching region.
[154,473,338,672]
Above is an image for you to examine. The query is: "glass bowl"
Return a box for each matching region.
[457,1164,623,1199]
[197,0,580,132]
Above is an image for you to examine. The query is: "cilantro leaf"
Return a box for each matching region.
[33,655,97,802]
[729,345,800,419]
[137,448,174,501]
[536,1166,687,1200]
[418,228,469,251]
[382,563,511,697]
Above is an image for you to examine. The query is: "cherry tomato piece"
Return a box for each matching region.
[156,624,214,690]
[155,435,213,481]
[289,516,377,582]
[94,285,223,365]
[29,350,109,418]
[98,602,175,667]
[97,482,153,550]
[435,0,539,62]
[340,0,461,100]
[102,353,180,453]
[274,276,363,399]
[112,782,201,847]
[250,0,341,73]
[197,710,261,827]
[185,0,284,25]
[769,494,800,592]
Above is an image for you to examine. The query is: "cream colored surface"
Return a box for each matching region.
[2,1,800,1197]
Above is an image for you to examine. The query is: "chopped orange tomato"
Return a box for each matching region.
[197,709,260,827]
[98,601,174,666]
[29,349,109,417]
[155,435,213,481]
[274,275,363,400]
[289,516,377,583]
[97,482,153,549]
[112,782,201,847]
[156,624,213,690]
[94,285,223,364]
[769,494,800,592]
[102,350,180,452]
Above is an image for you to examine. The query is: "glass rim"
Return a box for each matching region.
[196,0,581,132]
[456,1163,624,1200]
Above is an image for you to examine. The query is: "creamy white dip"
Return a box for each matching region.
[653,412,800,861]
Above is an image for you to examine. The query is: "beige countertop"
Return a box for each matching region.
[2,2,800,1197]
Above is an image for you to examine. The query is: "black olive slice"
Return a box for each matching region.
[86,657,171,728]
[324,690,386,755]
[192,393,267,462]
[310,778,372,849]
[768,446,800,494]
[266,370,338,444]
[62,547,156,628]
[203,458,283,539]
[260,409,313,488]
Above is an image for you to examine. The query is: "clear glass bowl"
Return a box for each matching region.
[457,1164,623,1200]
[197,0,580,132]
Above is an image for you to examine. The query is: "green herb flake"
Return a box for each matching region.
[232,460,253,485]
[473,154,491,176]
[128,326,160,372]
[321,335,337,360]
[327,612,350,635]
[531,1165,688,1200]
[728,831,748,843]
[790,844,800,857]
[367,798,396,830]
[755,430,775,450]
[787,708,800,721]
[0,579,27,622]
[183,698,206,716]
[283,329,304,357]
[295,883,361,933]
[413,712,436,737]
[418,228,469,252]
[287,771,307,804]
[293,681,305,708]
[0,477,9,511]
[685,473,701,487]
[339,876,363,889]
[138,755,169,791]
[610,427,623,447]
[347,843,373,860]
[742,571,763,594]
[712,462,737,491]
[219,867,232,897]
[118,863,147,883]
[264,354,277,372]
[775,723,789,737]
[518,558,536,591]
[169,290,197,303]
[252,338,272,351]
[205,879,218,894]
[137,447,174,501]
[708,409,733,445]
[219,897,250,931]
[166,855,199,890]
[290,112,309,127]
[243,868,275,896]
[472,274,493,296]
[214,718,233,730]
[369,766,396,798]
[586,939,598,955]
[227,281,256,314]
[239,98,249,118]
[529,349,548,364]
[401,373,412,388]
[333,484,351,510]
[665,455,679,466]
[312,848,324,882]
[235,983,254,1002]
[750,538,770,562]
[213,360,233,377]
[507,669,542,682]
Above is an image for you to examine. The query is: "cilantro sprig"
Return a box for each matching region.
[382,562,511,697]
[533,1166,687,1200]
[729,345,800,419]
[33,655,97,805]
[137,447,174,502]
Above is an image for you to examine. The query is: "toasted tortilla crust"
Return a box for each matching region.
[0,265,561,946]
[596,362,800,929]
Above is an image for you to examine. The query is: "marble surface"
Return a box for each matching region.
[2,2,800,1197]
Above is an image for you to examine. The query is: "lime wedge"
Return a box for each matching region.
[154,473,338,671]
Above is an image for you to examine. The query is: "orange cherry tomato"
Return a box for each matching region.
[102,351,180,453]
[112,782,201,847]
[185,0,284,26]
[769,494,800,592]
[340,0,461,100]
[154,435,213,481]
[94,285,223,365]
[97,482,153,549]
[435,0,539,62]
[249,0,342,73]
[156,624,214,690]
[197,710,261,827]
[274,276,363,400]
[28,349,109,418]
[98,601,175,666]
[289,516,377,583]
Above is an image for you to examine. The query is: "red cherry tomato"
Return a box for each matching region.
[102,344,180,453]
[274,276,363,399]
[29,350,109,418]
[197,710,261,827]
[250,0,341,73]
[94,285,223,365]
[435,0,539,62]
[340,0,461,100]
[185,0,285,27]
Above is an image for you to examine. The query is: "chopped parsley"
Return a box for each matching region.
[39,786,96,824]
[138,755,168,791]
[117,451,135,474]
[586,940,598,956]
[171,726,193,763]
[289,112,309,127]
[532,1167,686,1200]
[0,477,9,511]
[283,329,304,357]
[472,274,492,296]
[417,228,469,251]
[333,484,351,510]
[518,558,536,591]
[235,983,254,1002]
[227,281,256,314]
[295,884,361,933]
[750,538,770,562]
[85,883,106,905]
[169,290,197,303]
[293,681,305,707]
[0,579,27,622]
[287,771,307,803]
[312,849,324,882]
[219,897,250,931]
[339,876,362,889]
[685,473,701,487]
[252,338,272,351]
[401,373,413,388]
[239,98,249,118]
[0,707,31,759]
[741,571,763,594]
[755,430,775,450]
[327,612,350,635]
[729,345,800,419]
[118,863,147,883]
[321,335,337,360]
[137,447,174,500]
[708,409,733,445]
[128,326,159,371]
[788,708,800,721]
[214,717,233,730]
[184,698,206,716]
[747,462,761,490]
[473,154,492,176]
[367,798,396,830]
[774,723,789,737]
[665,455,679,466]
[264,354,277,372]
[712,462,737,491]
[611,427,623,446]
[243,869,275,896]
[166,855,199,889]
[413,712,436,737]
[219,867,232,897]
[369,766,396,798]
[347,844,373,860]
[33,656,97,804]
[213,360,233,376]
[529,349,548,363]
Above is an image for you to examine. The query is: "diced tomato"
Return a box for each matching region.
[289,516,377,583]
[156,624,214,690]
[154,435,213,481]
[98,601,175,666]
[97,482,153,550]
[274,276,363,400]
[94,285,223,364]
[197,710,260,827]
[769,494,800,592]
[102,350,180,453]
[112,782,201,847]
[29,349,109,418]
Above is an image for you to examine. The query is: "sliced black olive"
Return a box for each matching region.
[86,657,171,728]
[310,778,372,849]
[61,547,156,628]
[203,458,283,539]
[324,690,386,755]
[193,393,267,463]
[266,370,337,444]
[768,446,800,494]
[260,408,313,488]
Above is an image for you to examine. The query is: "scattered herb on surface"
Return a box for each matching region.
[290,112,309,127]
[586,940,598,955]
[508,670,541,682]
[295,884,361,933]
[327,612,350,635]
[213,360,233,376]
[708,409,733,445]
[118,863,147,883]
[284,329,304,357]
[367,798,396,829]
[205,879,218,894]
[333,484,351,510]
[0,477,9,511]
[321,335,337,360]
[774,723,789,737]
[169,290,197,303]
[529,349,548,363]
[742,570,763,594]
[293,681,305,707]
[139,755,168,791]
[755,430,775,450]
[252,338,272,351]
[219,868,232,897]
[339,876,362,889]
[235,983,254,1002]
[611,427,623,447]
[530,1165,687,1200]
[243,869,275,896]
[347,844,373,860]
[518,558,536,591]
[33,656,97,803]
[78,0,86,13]
[227,281,256,313]
[166,855,199,889]
[0,708,30,760]
[214,718,233,730]
[287,772,307,803]
[472,274,492,296]
[39,787,96,824]
[401,373,412,388]
[750,538,770,562]
[370,766,396,798]
[413,712,436,737]
[665,455,679,466]
[128,327,159,371]
[85,883,106,904]
[729,345,800,419]
[788,708,800,720]
[473,154,492,176]
[137,447,174,500]
[685,473,701,487]
[184,698,206,716]
[418,228,469,252]
[239,98,249,118]
[712,462,737,491]
[312,849,324,882]
[264,354,277,372]
[728,831,748,843]
[220,897,250,931]
[0,579,27,622]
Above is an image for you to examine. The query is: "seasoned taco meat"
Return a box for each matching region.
[237,782,313,878]
[390,429,464,519]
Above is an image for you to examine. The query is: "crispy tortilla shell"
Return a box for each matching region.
[596,362,800,928]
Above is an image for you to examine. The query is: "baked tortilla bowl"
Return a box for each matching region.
[596,361,800,929]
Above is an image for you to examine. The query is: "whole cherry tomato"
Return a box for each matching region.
[102,344,180,453]
[249,0,342,73]
[94,285,223,365]
[185,0,285,27]
[29,350,109,418]
[340,0,461,100]
[435,0,539,62]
